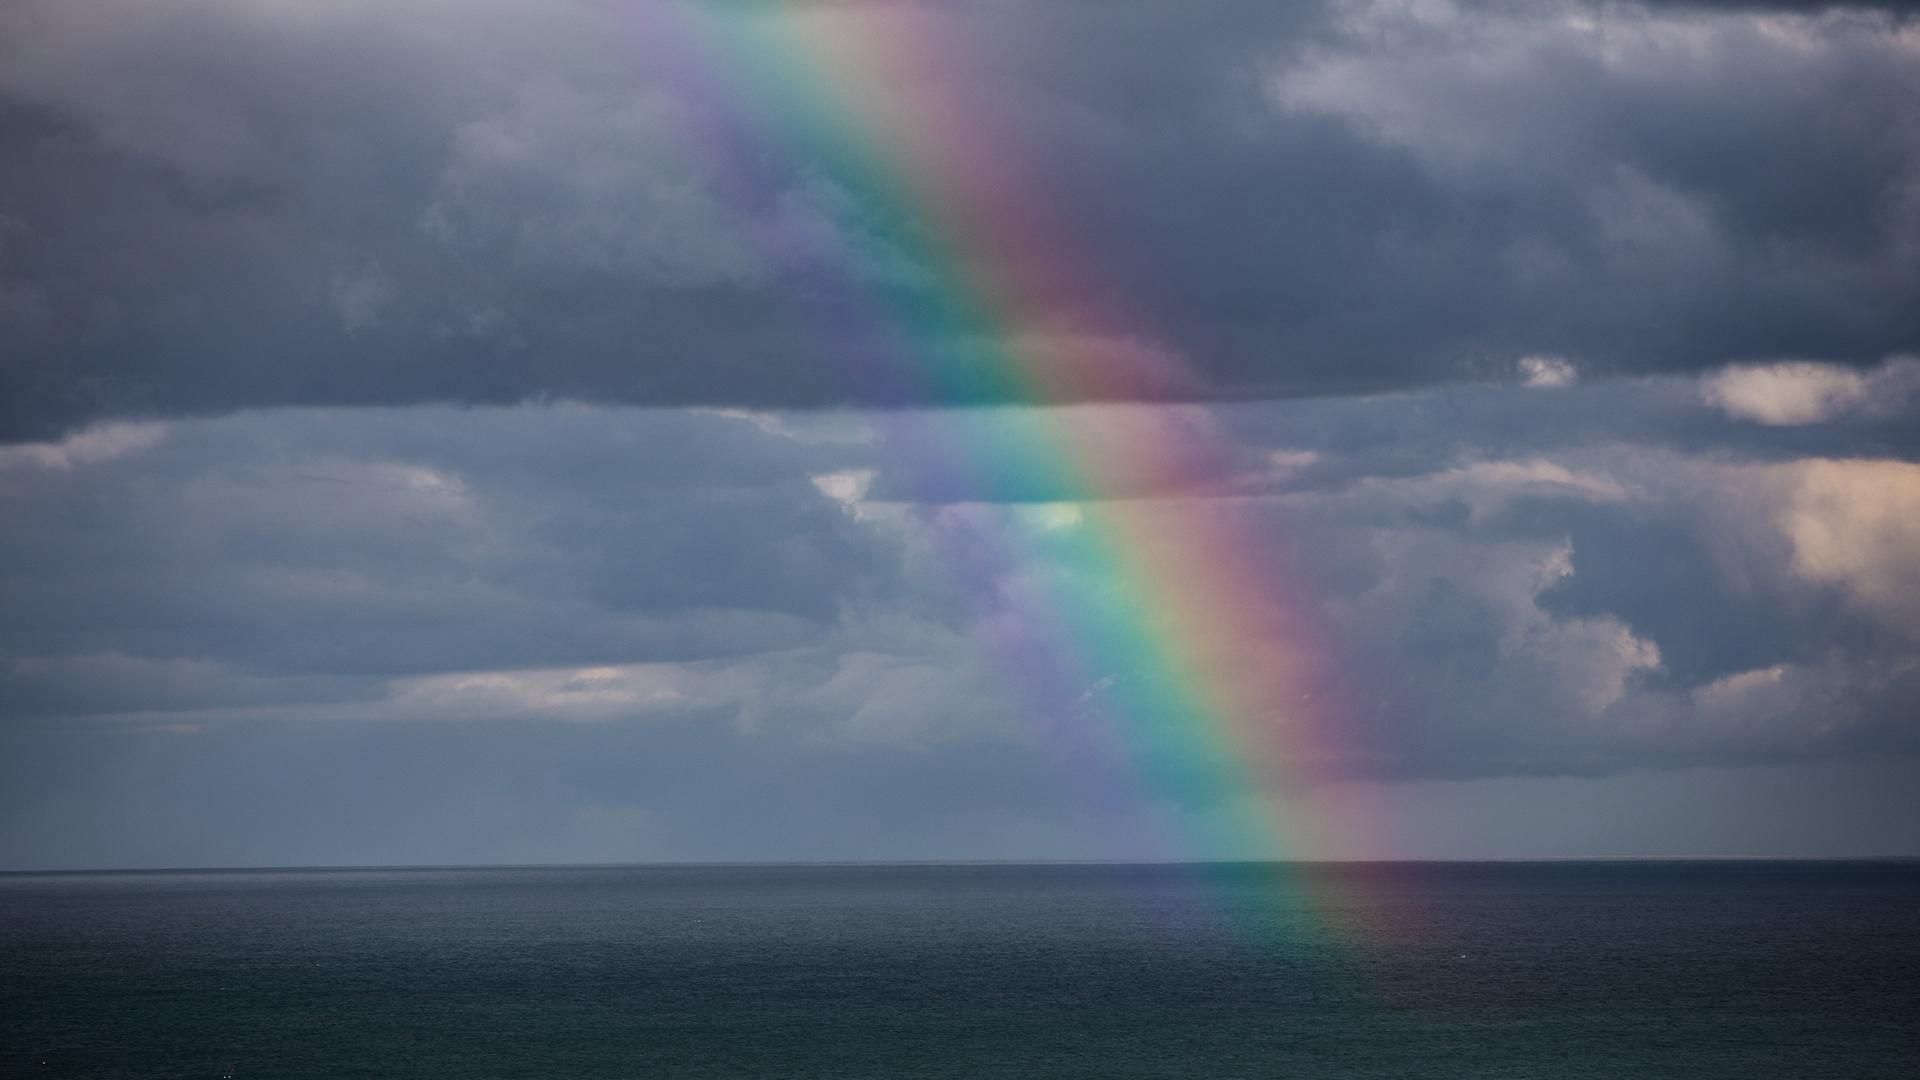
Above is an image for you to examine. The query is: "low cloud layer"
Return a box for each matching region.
[3,0,1919,436]
[3,360,1917,864]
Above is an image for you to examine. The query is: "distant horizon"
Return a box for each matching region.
[10,854,1920,877]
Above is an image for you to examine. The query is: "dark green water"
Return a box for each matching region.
[3,862,1916,1079]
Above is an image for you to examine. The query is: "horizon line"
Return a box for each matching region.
[6,855,1919,876]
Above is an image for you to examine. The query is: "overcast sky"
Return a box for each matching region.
[3,0,1919,868]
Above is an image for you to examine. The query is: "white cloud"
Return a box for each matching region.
[1560,614,1665,718]
[0,422,167,471]
[393,663,692,722]
[1450,459,1628,502]
[1276,439,1920,764]
[812,468,876,507]
[697,408,877,446]
[1345,456,1633,524]
[1518,354,1578,388]
[1326,521,1664,736]
[1702,357,1920,425]
[1674,656,1907,750]
[1691,664,1787,714]
[1774,458,1920,638]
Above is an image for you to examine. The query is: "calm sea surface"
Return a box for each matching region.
[3,862,1916,1079]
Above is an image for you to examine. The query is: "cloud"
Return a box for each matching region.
[2,0,1918,437]
[811,468,876,506]
[419,80,764,284]
[5,378,1910,779]
[0,651,375,719]
[5,0,1920,857]
[1519,354,1579,388]
[0,406,904,683]
[386,663,694,723]
[0,374,1916,864]
[1701,356,1920,424]
[328,262,395,336]
[0,421,165,471]
[1773,457,1920,637]
[1348,457,1633,524]
[1703,361,1870,424]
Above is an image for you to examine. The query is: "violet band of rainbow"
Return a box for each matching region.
[622,1,1381,913]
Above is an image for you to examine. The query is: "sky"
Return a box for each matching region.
[2,0,1919,868]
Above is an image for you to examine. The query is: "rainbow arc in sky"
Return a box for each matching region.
[624,1,1373,890]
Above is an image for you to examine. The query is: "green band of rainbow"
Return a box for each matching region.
[626,1,1376,911]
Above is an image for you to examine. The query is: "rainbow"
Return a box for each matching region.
[625,1,1370,899]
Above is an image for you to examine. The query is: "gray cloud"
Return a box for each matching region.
[0,406,912,683]
[2,371,1915,851]
[3,0,1918,868]
[0,374,1912,860]
[2,0,1918,437]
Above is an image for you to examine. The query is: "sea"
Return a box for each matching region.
[3,861,1916,1079]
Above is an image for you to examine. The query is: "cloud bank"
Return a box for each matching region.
[3,1,1918,866]
[4,370,1917,807]
[2,0,1918,436]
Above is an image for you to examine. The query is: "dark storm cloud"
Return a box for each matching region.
[3,0,1919,438]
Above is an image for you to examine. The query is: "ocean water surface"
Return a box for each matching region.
[3,861,1916,1079]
